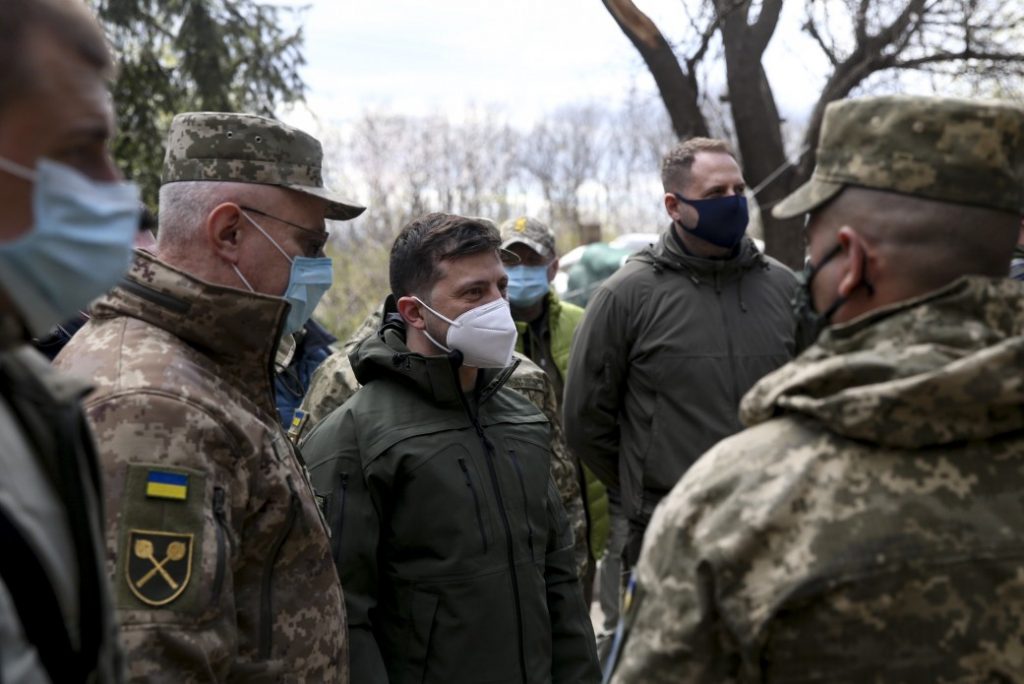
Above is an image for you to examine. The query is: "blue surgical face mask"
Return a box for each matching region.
[0,156,140,337]
[506,265,551,308]
[232,210,333,336]
[673,194,749,249]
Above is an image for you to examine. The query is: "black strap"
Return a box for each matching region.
[0,505,79,682]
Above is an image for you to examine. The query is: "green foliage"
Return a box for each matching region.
[314,239,392,343]
[90,0,308,208]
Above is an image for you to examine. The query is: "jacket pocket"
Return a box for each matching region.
[458,458,488,553]
[509,449,535,558]
[211,486,231,606]
[327,470,350,565]
[407,590,439,684]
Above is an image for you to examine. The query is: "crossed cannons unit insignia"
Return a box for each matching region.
[126,530,194,606]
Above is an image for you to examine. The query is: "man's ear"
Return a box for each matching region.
[396,295,427,331]
[836,226,871,299]
[546,258,559,282]
[665,192,699,228]
[205,202,245,264]
[664,192,681,222]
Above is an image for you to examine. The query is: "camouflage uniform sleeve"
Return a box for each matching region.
[511,375,589,580]
[609,449,740,684]
[291,349,360,442]
[83,391,251,682]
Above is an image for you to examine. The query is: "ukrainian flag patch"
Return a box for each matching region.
[145,470,189,501]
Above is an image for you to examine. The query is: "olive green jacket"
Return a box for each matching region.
[515,290,609,558]
[565,233,799,528]
[301,301,600,684]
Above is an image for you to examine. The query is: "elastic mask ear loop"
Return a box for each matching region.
[412,296,456,353]
[240,210,294,264]
[0,156,36,182]
[232,264,255,292]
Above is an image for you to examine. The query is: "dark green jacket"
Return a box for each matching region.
[564,232,799,527]
[301,303,600,684]
[515,290,609,558]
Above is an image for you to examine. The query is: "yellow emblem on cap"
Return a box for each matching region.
[125,530,194,606]
[514,217,527,232]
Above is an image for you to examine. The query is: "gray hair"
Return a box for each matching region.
[157,181,257,252]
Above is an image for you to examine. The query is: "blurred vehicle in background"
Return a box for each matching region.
[556,231,765,307]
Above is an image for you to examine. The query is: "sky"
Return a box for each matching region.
[276,0,832,135]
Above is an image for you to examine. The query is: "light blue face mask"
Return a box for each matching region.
[506,265,551,308]
[0,156,140,336]
[233,210,333,336]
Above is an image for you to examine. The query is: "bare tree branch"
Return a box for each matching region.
[602,0,709,139]
[802,15,841,67]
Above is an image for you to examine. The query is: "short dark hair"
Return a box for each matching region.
[0,0,113,112]
[390,213,501,298]
[661,137,736,191]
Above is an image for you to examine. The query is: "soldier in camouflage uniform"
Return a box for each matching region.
[292,308,592,579]
[609,95,1024,682]
[54,112,364,681]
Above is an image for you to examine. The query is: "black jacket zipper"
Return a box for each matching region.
[458,458,488,553]
[509,450,534,556]
[449,360,528,684]
[211,487,230,605]
[329,471,350,565]
[259,475,299,659]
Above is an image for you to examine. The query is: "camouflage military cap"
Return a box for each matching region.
[162,112,365,221]
[500,216,557,261]
[773,95,1024,219]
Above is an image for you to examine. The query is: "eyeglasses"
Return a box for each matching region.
[238,205,329,257]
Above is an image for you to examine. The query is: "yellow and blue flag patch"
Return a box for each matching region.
[145,470,189,501]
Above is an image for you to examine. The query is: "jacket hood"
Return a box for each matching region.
[741,276,1024,448]
[629,228,769,283]
[92,249,289,414]
[350,295,518,407]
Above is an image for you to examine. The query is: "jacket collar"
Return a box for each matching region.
[633,226,765,280]
[352,295,517,408]
[93,250,288,414]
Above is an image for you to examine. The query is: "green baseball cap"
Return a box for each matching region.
[773,95,1024,219]
[161,112,365,221]
[500,216,556,261]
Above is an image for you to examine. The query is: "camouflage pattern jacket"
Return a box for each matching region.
[293,308,591,579]
[300,300,600,684]
[53,251,347,682]
[611,276,1024,683]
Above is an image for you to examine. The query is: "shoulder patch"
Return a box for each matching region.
[118,464,206,612]
[145,469,189,500]
[125,530,194,606]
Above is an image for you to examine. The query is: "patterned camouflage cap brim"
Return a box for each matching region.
[500,216,557,261]
[773,95,1024,219]
[161,112,365,221]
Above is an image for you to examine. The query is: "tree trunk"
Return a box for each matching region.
[719,0,804,268]
[602,0,709,139]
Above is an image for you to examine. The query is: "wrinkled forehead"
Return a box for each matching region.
[433,248,505,288]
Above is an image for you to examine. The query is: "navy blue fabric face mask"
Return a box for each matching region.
[673,193,749,249]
